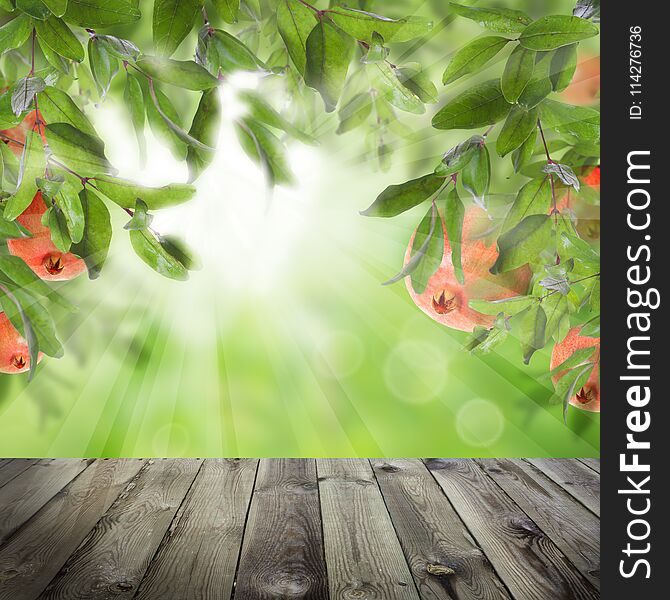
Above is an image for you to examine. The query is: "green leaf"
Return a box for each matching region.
[54,178,85,243]
[159,235,200,270]
[88,36,117,99]
[124,71,146,165]
[519,15,598,51]
[16,0,51,19]
[501,45,535,103]
[35,16,84,62]
[432,79,511,130]
[517,53,553,109]
[0,14,32,53]
[208,29,264,73]
[462,143,490,208]
[469,295,535,316]
[4,131,45,220]
[496,105,538,157]
[276,0,316,75]
[466,317,510,354]
[137,56,220,91]
[573,0,600,22]
[337,92,372,134]
[70,187,111,279]
[92,175,196,210]
[239,90,317,145]
[360,31,388,64]
[42,0,67,16]
[511,128,536,172]
[186,88,222,182]
[580,315,600,337]
[361,173,444,218]
[11,76,46,115]
[444,186,464,284]
[556,362,595,421]
[123,199,152,230]
[46,204,71,252]
[153,0,200,57]
[129,228,190,281]
[550,43,577,91]
[383,201,442,293]
[501,176,551,234]
[491,213,552,274]
[548,345,597,377]
[543,162,580,191]
[327,7,432,43]
[0,207,31,240]
[374,62,424,114]
[519,303,546,364]
[235,118,294,186]
[0,254,71,310]
[542,293,568,342]
[45,122,114,175]
[435,135,483,177]
[39,37,71,73]
[144,84,188,160]
[96,35,140,60]
[38,86,97,137]
[396,64,437,104]
[442,36,509,85]
[213,0,239,24]
[449,2,531,34]
[304,19,354,112]
[558,233,599,273]
[64,0,141,27]
[540,99,600,143]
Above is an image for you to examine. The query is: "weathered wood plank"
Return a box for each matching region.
[38,459,202,600]
[0,459,39,489]
[135,459,258,600]
[0,459,146,600]
[577,458,600,474]
[478,459,600,590]
[371,459,512,600]
[0,459,89,546]
[234,459,327,600]
[526,459,600,516]
[426,459,598,600]
[318,458,419,600]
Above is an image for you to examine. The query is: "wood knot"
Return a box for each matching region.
[426,563,456,577]
[114,581,134,592]
[380,464,400,473]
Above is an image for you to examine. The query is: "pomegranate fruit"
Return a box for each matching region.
[560,54,600,106]
[6,192,86,281]
[405,206,532,332]
[551,326,600,413]
[0,312,43,374]
[1,111,47,156]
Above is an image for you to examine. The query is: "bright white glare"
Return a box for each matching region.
[91,84,326,297]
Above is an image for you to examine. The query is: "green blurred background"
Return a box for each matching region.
[0,0,599,457]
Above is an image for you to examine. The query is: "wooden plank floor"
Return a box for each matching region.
[0,458,599,600]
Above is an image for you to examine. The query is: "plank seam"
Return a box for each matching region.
[471,459,599,596]
[131,459,207,599]
[576,458,601,474]
[521,458,601,518]
[422,459,517,600]
[229,458,261,600]
[313,458,330,599]
[0,458,95,554]
[0,459,39,491]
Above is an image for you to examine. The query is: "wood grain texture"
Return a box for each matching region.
[234,459,327,600]
[0,459,146,600]
[0,460,39,489]
[318,458,419,600]
[426,459,599,600]
[477,459,600,589]
[0,459,89,546]
[371,458,512,600]
[577,458,600,474]
[38,459,203,600]
[136,459,258,600]
[526,458,600,516]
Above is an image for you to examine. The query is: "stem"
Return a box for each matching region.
[537,118,558,223]
[30,28,36,75]
[0,132,24,146]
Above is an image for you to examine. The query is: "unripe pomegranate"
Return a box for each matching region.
[560,54,600,106]
[1,111,47,156]
[7,192,86,281]
[0,312,43,374]
[551,326,600,413]
[405,206,532,332]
